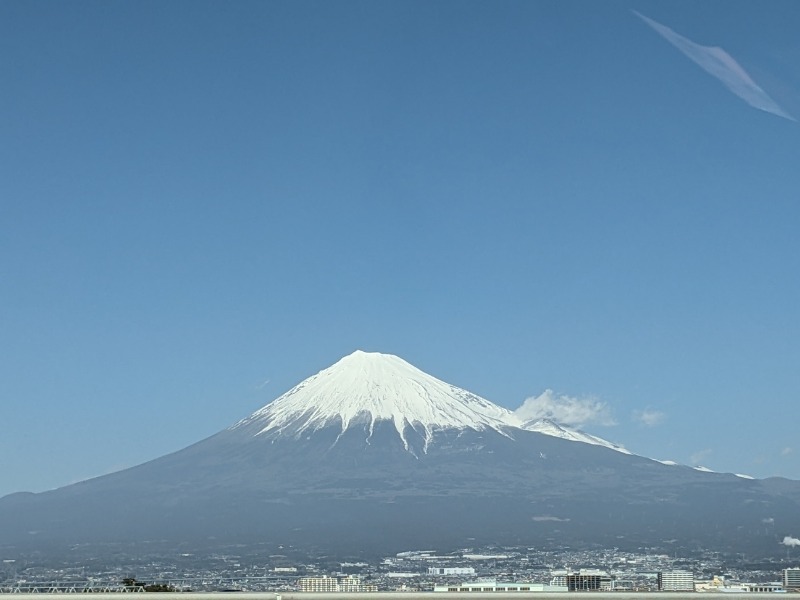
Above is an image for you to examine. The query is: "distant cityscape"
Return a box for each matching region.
[2,545,799,594]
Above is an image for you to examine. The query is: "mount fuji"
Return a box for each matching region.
[1,350,799,559]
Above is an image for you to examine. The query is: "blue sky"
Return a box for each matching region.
[2,0,800,498]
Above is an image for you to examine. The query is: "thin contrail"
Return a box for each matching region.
[634,10,795,121]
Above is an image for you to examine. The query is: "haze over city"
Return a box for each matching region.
[3,0,800,500]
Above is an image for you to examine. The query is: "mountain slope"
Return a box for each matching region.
[1,350,799,560]
[519,418,631,454]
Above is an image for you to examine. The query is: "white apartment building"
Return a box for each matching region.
[298,575,339,592]
[784,568,800,591]
[298,575,377,593]
[658,570,694,591]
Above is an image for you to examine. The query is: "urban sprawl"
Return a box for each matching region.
[3,546,800,594]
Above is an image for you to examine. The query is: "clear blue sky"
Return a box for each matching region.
[2,0,799,498]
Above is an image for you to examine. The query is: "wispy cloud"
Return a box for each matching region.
[634,10,795,121]
[782,536,800,547]
[514,389,615,428]
[632,408,666,427]
[781,447,793,457]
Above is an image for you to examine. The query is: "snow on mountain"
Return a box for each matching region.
[233,350,516,450]
[519,418,631,454]
[233,350,638,457]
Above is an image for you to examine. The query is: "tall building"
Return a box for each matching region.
[784,568,800,591]
[658,570,694,591]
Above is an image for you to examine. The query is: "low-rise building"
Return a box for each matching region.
[745,583,784,592]
[434,579,568,592]
[428,567,476,576]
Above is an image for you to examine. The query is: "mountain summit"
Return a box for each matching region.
[233,350,515,452]
[1,350,799,560]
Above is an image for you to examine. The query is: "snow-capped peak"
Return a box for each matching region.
[234,350,515,449]
[233,350,638,458]
[519,418,631,455]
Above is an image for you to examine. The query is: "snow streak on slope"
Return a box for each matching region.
[233,350,515,450]
[520,418,631,454]
[233,350,640,458]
